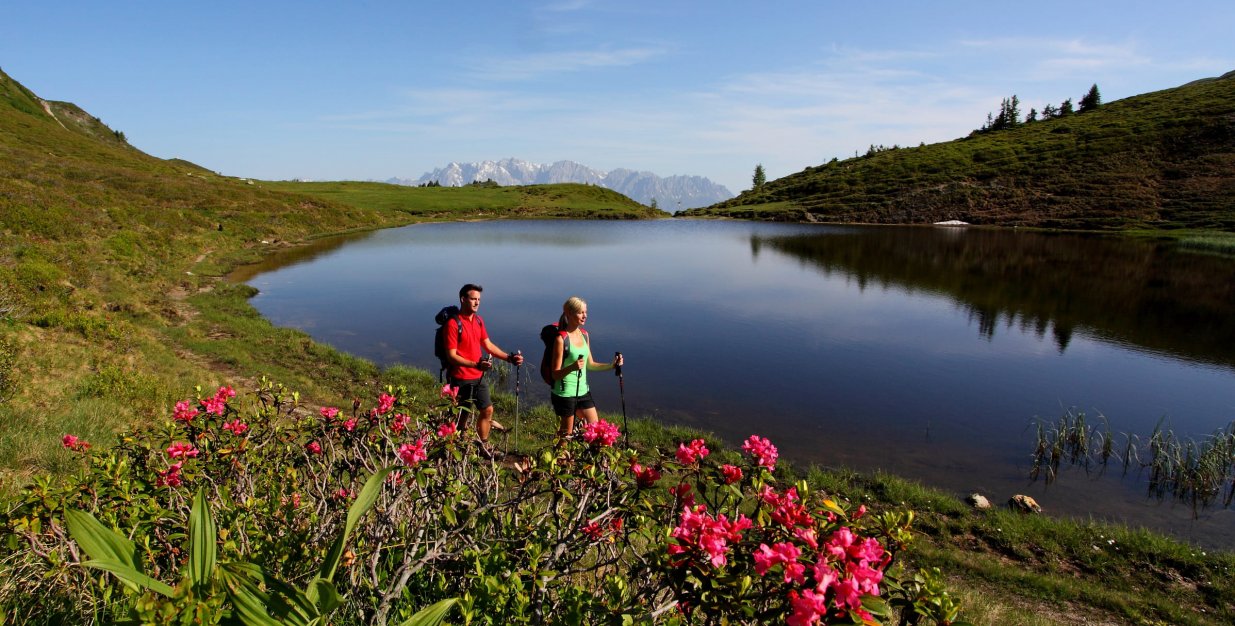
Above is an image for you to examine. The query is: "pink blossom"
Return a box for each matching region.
[200,395,227,416]
[398,439,427,466]
[376,392,396,415]
[436,421,457,438]
[581,521,604,541]
[825,527,857,561]
[215,385,236,400]
[581,419,621,447]
[156,461,184,488]
[439,384,459,400]
[752,542,804,583]
[166,442,199,459]
[761,486,813,528]
[720,464,743,484]
[221,419,248,435]
[793,526,819,550]
[853,504,867,520]
[306,441,323,455]
[630,461,662,488]
[320,406,340,420]
[390,413,411,433]
[830,576,864,613]
[741,434,778,470]
[668,505,751,569]
[333,488,351,501]
[340,418,357,432]
[670,482,695,507]
[675,439,709,465]
[787,589,829,626]
[848,536,885,564]
[173,400,199,424]
[61,434,91,452]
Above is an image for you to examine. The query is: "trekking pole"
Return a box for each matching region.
[512,351,521,456]
[615,351,627,445]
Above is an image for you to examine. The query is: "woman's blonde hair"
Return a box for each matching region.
[559,296,587,326]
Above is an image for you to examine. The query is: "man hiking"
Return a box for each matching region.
[443,283,523,459]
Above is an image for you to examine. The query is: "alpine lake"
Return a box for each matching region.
[230,219,1235,549]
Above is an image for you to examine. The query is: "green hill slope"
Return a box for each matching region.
[0,67,656,489]
[687,71,1235,230]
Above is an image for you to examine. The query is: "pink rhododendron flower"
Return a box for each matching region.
[436,421,457,438]
[741,434,778,470]
[320,406,340,420]
[629,461,662,488]
[439,384,459,400]
[793,526,819,550]
[667,505,752,569]
[200,395,227,416]
[720,464,743,484]
[221,419,248,435]
[582,419,621,447]
[166,442,199,459]
[675,439,709,465]
[156,461,184,488]
[787,589,829,626]
[376,392,396,415]
[670,482,695,507]
[173,400,199,424]
[398,439,427,466]
[759,485,813,528]
[853,504,867,520]
[340,418,357,432]
[333,488,351,501]
[390,413,411,433]
[753,542,804,583]
[581,521,603,541]
[61,434,91,452]
[306,441,323,455]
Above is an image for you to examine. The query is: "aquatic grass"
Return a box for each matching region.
[1030,411,1235,515]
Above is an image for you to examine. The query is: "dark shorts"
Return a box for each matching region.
[449,377,492,413]
[551,391,596,417]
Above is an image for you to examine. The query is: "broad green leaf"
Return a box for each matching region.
[65,509,146,593]
[189,488,218,590]
[318,465,395,583]
[307,578,341,614]
[220,562,315,625]
[81,559,176,597]
[860,594,892,617]
[395,599,458,626]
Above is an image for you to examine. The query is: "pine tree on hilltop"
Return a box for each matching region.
[1079,84,1102,112]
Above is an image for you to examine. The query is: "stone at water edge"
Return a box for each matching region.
[966,493,991,510]
[1008,494,1042,514]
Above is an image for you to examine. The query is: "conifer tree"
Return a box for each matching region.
[1059,98,1074,116]
[1079,84,1102,112]
[752,164,766,190]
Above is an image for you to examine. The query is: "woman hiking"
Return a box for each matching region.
[550,296,622,443]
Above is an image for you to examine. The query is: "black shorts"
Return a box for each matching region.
[449,377,492,413]
[551,391,596,417]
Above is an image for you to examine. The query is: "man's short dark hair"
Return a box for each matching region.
[459,284,484,299]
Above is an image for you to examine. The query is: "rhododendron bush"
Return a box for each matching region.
[0,379,961,625]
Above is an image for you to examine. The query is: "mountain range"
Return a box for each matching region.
[386,158,733,211]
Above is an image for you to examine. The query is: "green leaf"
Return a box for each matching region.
[860,594,892,617]
[65,509,151,593]
[306,578,342,614]
[81,559,176,597]
[189,488,218,590]
[318,465,395,583]
[220,562,316,626]
[395,599,457,626]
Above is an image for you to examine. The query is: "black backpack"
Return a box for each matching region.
[539,323,588,386]
[434,306,465,382]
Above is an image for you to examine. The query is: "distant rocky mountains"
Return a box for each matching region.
[386,158,733,211]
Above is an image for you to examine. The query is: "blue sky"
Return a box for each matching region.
[3,1,1232,193]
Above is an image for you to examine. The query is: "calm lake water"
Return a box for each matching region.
[233,220,1235,549]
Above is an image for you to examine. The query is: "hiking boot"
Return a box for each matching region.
[491,420,508,434]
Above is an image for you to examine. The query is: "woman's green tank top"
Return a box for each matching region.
[553,332,590,398]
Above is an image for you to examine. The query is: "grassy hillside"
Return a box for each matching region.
[264,179,665,220]
[2,68,1234,625]
[0,66,656,492]
[686,71,1235,230]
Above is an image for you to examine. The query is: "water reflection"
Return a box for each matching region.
[756,227,1235,368]
[236,220,1235,548]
